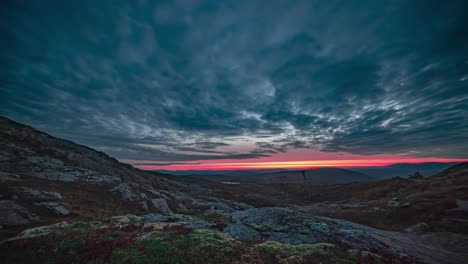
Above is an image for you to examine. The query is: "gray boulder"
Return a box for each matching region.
[111,184,137,200]
[148,198,173,215]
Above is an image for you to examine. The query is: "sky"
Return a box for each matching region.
[1,0,468,170]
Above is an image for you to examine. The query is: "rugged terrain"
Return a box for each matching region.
[1,116,467,263]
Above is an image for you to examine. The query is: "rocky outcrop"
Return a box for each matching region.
[18,187,62,199]
[224,207,392,253]
[34,202,70,216]
[0,200,39,226]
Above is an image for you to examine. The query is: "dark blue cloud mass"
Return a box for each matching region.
[1,0,467,161]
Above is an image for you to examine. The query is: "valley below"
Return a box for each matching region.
[1,116,467,264]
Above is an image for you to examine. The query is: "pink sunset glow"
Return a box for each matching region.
[134,149,468,171]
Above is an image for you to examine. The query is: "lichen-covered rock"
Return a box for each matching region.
[14,221,68,239]
[0,200,39,226]
[111,184,137,200]
[108,215,141,225]
[226,207,391,252]
[35,202,70,216]
[224,223,261,241]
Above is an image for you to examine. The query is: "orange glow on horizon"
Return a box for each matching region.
[135,157,468,171]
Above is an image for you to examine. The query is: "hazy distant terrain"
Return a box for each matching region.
[156,163,459,184]
[352,163,460,179]
[177,168,374,184]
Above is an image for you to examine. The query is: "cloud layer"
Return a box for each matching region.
[1,0,468,163]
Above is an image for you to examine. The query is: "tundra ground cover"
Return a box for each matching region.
[0,216,397,264]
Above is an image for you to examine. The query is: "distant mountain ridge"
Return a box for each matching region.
[176,167,374,184]
[352,162,460,179]
[157,162,461,184]
[243,168,374,184]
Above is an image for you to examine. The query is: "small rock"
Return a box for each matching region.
[405,222,430,233]
[387,198,400,208]
[140,201,149,210]
[176,202,190,213]
[35,202,70,216]
[400,202,411,208]
[456,199,468,211]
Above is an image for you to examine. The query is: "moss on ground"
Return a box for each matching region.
[1,215,390,264]
[258,241,335,256]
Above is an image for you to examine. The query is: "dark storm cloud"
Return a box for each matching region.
[1,0,467,161]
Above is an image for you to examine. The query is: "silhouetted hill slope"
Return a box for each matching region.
[353,162,459,179]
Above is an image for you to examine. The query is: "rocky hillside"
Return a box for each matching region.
[0,116,251,235]
[1,116,467,264]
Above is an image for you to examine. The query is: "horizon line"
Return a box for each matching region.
[134,159,467,171]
